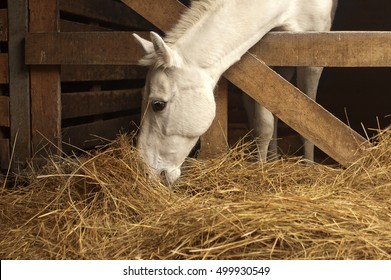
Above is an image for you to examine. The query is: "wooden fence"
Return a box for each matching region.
[2,0,391,172]
[1,0,155,171]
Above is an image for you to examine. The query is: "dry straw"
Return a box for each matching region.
[1,131,391,259]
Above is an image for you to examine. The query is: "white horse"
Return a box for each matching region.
[134,0,338,184]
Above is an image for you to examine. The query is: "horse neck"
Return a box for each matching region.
[166,0,287,84]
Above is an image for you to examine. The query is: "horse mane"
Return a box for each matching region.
[165,0,224,45]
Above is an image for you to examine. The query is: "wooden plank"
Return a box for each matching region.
[199,78,228,158]
[60,0,154,30]
[0,9,8,42]
[0,53,9,83]
[62,115,139,153]
[25,32,147,65]
[29,0,62,155]
[8,0,31,168]
[0,138,10,170]
[224,54,368,166]
[121,0,185,32]
[122,0,369,166]
[0,95,9,127]
[62,89,141,119]
[61,65,147,82]
[26,31,391,67]
[251,31,391,67]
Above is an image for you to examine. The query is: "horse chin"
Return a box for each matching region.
[146,165,181,186]
[138,147,184,185]
[164,168,181,185]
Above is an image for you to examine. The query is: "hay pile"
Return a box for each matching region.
[1,131,391,260]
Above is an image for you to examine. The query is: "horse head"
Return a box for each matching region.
[134,32,216,184]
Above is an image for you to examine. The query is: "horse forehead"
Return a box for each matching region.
[150,70,173,89]
[150,68,199,92]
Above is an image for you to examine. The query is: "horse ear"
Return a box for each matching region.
[150,32,182,68]
[133,33,154,54]
[133,33,156,66]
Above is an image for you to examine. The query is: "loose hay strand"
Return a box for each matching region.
[1,131,391,259]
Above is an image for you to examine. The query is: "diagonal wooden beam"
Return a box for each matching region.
[225,55,369,165]
[121,0,186,31]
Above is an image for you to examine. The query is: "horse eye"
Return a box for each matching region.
[151,100,167,112]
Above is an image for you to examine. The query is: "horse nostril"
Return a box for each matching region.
[159,170,171,186]
[160,170,167,179]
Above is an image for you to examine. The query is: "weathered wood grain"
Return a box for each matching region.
[29,0,62,155]
[8,0,31,167]
[199,79,229,158]
[60,0,154,30]
[60,19,111,32]
[0,54,9,83]
[62,115,139,153]
[25,32,147,65]
[0,96,9,127]
[26,31,391,67]
[121,0,185,32]
[251,31,391,67]
[61,65,147,82]
[0,138,10,170]
[62,89,141,119]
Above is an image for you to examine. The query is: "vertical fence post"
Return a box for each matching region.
[199,78,229,158]
[8,0,31,170]
[29,0,61,158]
